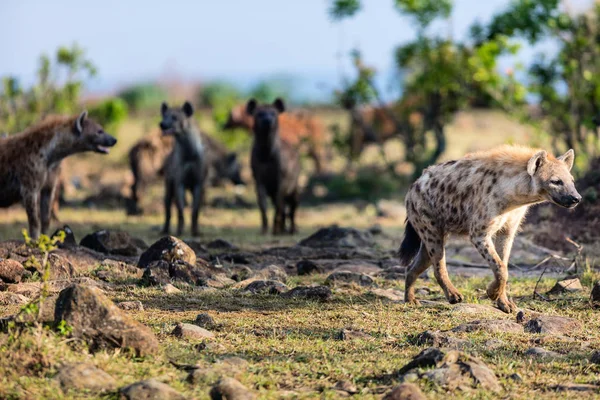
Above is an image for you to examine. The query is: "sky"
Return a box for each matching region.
[0,0,594,101]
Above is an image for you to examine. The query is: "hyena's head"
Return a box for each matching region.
[224,152,245,185]
[159,101,194,137]
[72,111,117,154]
[245,98,285,141]
[528,149,581,208]
[222,104,254,130]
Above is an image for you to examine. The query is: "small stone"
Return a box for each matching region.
[591,282,600,306]
[484,339,505,350]
[548,278,583,294]
[590,350,600,364]
[336,328,372,341]
[398,348,446,375]
[451,319,523,334]
[162,283,182,294]
[120,379,185,400]
[142,260,171,286]
[137,236,196,269]
[415,330,469,349]
[551,383,600,392]
[230,266,253,282]
[525,347,561,359]
[333,380,357,394]
[255,265,288,282]
[508,373,523,382]
[210,377,256,400]
[524,315,582,335]
[0,259,27,283]
[383,383,426,400]
[172,323,215,340]
[370,288,404,302]
[296,260,323,275]
[325,271,375,287]
[51,225,77,248]
[55,363,117,393]
[195,313,216,329]
[244,280,288,294]
[280,285,332,301]
[117,301,144,311]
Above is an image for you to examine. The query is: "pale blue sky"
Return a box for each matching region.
[0,0,592,100]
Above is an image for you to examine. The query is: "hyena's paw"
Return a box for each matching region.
[405,295,421,306]
[486,283,502,301]
[496,296,517,314]
[447,290,464,304]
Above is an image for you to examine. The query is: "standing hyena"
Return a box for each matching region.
[399,145,581,313]
[0,111,117,239]
[159,101,208,237]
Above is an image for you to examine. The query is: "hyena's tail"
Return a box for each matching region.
[398,220,421,266]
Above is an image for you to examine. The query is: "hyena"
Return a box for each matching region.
[399,145,581,313]
[247,98,301,235]
[159,101,208,236]
[0,111,117,239]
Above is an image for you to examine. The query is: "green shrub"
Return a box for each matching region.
[88,97,128,135]
[118,83,167,113]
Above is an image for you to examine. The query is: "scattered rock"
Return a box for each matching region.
[325,271,375,287]
[44,253,76,280]
[80,230,147,257]
[195,313,217,329]
[333,380,357,394]
[218,356,249,371]
[548,277,583,294]
[117,301,144,311]
[415,330,469,349]
[525,347,562,359]
[141,260,171,286]
[590,350,600,364]
[298,226,374,248]
[230,266,253,282]
[508,373,523,382]
[55,363,117,393]
[169,260,212,285]
[120,379,185,400]
[524,315,582,335]
[368,224,383,235]
[255,265,288,282]
[54,284,159,356]
[450,303,503,315]
[336,328,372,341]
[206,239,238,250]
[162,283,182,294]
[296,260,323,275]
[550,383,600,392]
[383,383,426,400]
[204,274,236,289]
[483,339,505,350]
[0,259,27,283]
[591,282,600,306]
[0,292,30,306]
[172,323,215,340]
[280,285,332,301]
[370,288,404,302]
[209,377,256,400]
[51,225,77,248]
[244,280,288,294]
[451,319,523,334]
[137,236,196,269]
[398,348,446,375]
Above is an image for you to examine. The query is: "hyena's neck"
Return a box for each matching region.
[502,170,545,209]
[176,124,204,159]
[41,127,78,166]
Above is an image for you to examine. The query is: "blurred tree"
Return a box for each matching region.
[88,97,129,136]
[0,44,97,133]
[118,83,167,114]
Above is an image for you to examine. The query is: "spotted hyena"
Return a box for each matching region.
[0,111,117,239]
[399,145,581,313]
[159,101,208,236]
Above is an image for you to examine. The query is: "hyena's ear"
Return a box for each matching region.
[527,150,548,176]
[75,110,88,135]
[161,102,168,116]
[246,99,257,115]
[558,149,575,171]
[273,98,285,113]
[182,101,194,117]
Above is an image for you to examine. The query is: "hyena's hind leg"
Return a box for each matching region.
[426,232,464,304]
[404,245,431,305]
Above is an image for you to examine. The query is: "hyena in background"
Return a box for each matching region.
[0,112,117,239]
[247,98,301,235]
[399,145,581,313]
[159,101,207,236]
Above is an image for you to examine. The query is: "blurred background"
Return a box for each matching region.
[1,0,599,252]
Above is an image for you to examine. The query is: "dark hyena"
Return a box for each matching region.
[159,101,208,236]
[0,111,117,238]
[399,145,581,313]
[247,98,301,235]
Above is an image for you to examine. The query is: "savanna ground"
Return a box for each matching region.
[1,109,600,399]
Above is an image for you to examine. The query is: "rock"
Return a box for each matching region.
[508,373,523,382]
[368,224,383,235]
[548,277,583,294]
[218,356,249,371]
[590,350,600,364]
[333,380,357,394]
[280,285,332,301]
[169,260,212,285]
[483,339,506,350]
[51,225,77,249]
[296,260,323,275]
[117,301,144,311]
[398,348,446,375]
[172,323,215,340]
[450,303,503,315]
[120,379,185,400]
[550,383,600,392]
[55,363,117,393]
[80,230,147,257]
[524,315,582,335]
[209,377,256,400]
[230,266,253,282]
[0,292,30,306]
[336,328,372,341]
[204,274,236,288]
[383,383,426,400]
[298,226,374,248]
[195,313,217,329]
[591,282,600,306]
[244,280,288,294]
[415,330,469,349]
[525,347,562,359]
[0,259,27,283]
[54,284,159,356]
[206,239,237,250]
[325,271,375,287]
[370,288,404,302]
[451,319,523,334]
[256,265,288,282]
[45,253,76,280]
[141,261,171,286]
[162,283,182,294]
[138,236,196,269]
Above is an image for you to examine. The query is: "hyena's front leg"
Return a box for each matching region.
[471,232,516,313]
[40,186,55,235]
[161,180,174,235]
[272,192,285,235]
[190,183,204,237]
[174,183,186,236]
[256,184,268,234]
[22,190,41,239]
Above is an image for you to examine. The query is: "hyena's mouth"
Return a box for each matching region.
[95,145,111,154]
[161,127,175,136]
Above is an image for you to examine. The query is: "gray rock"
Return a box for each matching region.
[590,350,600,364]
[336,328,372,341]
[333,380,357,394]
[550,383,600,392]
[142,261,171,286]
[370,288,404,302]
[0,259,27,283]
[137,236,196,269]
[296,260,323,275]
[117,301,144,311]
[592,282,600,306]
[172,323,215,340]
[80,230,147,257]
[162,283,182,294]
[280,285,332,301]
[120,379,185,400]
[195,313,217,329]
[548,278,583,294]
[398,347,446,375]
[525,347,562,359]
[298,226,374,248]
[55,363,117,393]
[210,377,256,399]
[451,319,523,334]
[416,330,469,349]
[244,280,288,294]
[255,265,288,282]
[524,315,582,335]
[383,383,426,400]
[325,271,375,287]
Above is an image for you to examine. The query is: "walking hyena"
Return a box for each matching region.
[159,101,208,236]
[0,111,117,239]
[247,98,301,235]
[399,145,581,313]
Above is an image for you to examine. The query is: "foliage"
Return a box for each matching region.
[88,97,129,135]
[118,83,167,113]
[0,44,96,134]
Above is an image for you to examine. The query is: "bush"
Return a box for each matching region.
[118,83,167,113]
[88,97,128,136]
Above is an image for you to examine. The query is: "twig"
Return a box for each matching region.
[533,265,550,301]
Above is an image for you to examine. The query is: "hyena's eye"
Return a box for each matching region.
[550,179,563,186]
